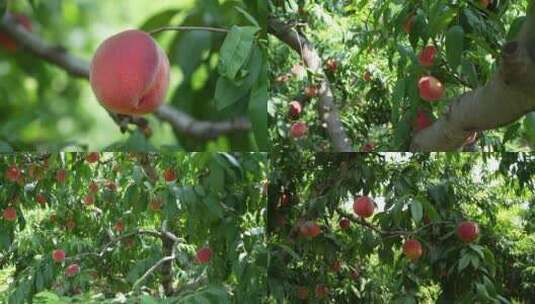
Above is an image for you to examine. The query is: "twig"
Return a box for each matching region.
[149,26,229,35]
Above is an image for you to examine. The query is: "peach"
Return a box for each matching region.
[300,221,321,238]
[418,45,437,68]
[290,122,308,139]
[83,195,94,205]
[403,239,423,261]
[56,169,67,183]
[3,207,17,221]
[52,249,66,262]
[5,165,21,182]
[457,221,480,243]
[90,30,170,115]
[65,263,80,277]
[339,218,350,230]
[353,196,375,218]
[85,152,100,163]
[413,110,433,132]
[288,101,302,118]
[196,247,213,264]
[36,193,46,205]
[163,168,176,182]
[418,76,444,102]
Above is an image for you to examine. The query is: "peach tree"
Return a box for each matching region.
[267,152,535,303]
[0,152,267,303]
[269,0,535,152]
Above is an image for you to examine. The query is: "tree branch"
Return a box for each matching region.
[0,14,251,140]
[268,18,354,152]
[410,3,535,151]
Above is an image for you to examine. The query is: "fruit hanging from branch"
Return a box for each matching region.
[418,76,444,102]
[290,122,308,139]
[195,247,213,264]
[353,196,375,218]
[457,221,480,243]
[52,249,66,263]
[418,45,437,68]
[3,207,17,221]
[90,30,170,115]
[403,239,423,261]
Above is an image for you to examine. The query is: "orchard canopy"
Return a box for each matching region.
[0,0,268,151]
[269,1,535,152]
[0,153,267,303]
[268,152,535,303]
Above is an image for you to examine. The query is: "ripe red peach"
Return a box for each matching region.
[339,217,350,230]
[413,110,433,132]
[288,101,302,118]
[418,45,437,68]
[3,207,17,221]
[290,122,308,139]
[5,165,21,182]
[403,239,423,261]
[90,30,170,115]
[418,76,444,102]
[196,247,213,264]
[52,249,66,262]
[353,196,375,218]
[65,263,80,277]
[457,221,480,243]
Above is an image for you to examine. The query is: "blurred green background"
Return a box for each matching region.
[0,0,266,151]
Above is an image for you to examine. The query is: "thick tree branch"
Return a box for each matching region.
[410,3,535,151]
[0,14,251,140]
[268,18,354,152]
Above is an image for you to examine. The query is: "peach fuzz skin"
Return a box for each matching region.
[90,30,170,115]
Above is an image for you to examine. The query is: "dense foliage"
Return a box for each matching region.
[268,152,535,303]
[269,1,535,151]
[0,153,267,303]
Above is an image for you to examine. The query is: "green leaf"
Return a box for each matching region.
[248,61,268,150]
[410,200,423,223]
[0,141,12,152]
[446,25,464,70]
[218,26,259,80]
[458,254,471,272]
[139,9,181,32]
